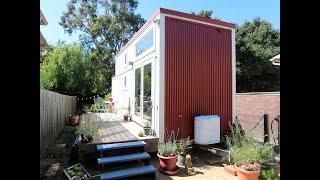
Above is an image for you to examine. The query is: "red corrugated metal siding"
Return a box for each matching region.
[165,17,232,140]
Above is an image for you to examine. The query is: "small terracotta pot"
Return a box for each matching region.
[234,163,260,180]
[157,153,178,171]
[69,116,79,125]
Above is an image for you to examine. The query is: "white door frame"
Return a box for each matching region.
[132,57,156,132]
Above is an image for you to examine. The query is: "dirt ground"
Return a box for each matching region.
[149,152,237,180]
[40,126,236,180]
[40,126,77,179]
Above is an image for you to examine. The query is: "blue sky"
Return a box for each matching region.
[41,0,280,45]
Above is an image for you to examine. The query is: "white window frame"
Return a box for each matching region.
[134,27,155,61]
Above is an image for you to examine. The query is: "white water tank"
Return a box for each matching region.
[194,115,220,145]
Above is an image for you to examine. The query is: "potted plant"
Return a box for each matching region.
[157,130,179,171]
[75,122,99,143]
[68,113,80,126]
[143,121,151,136]
[227,122,261,180]
[63,163,91,180]
[227,120,279,180]
[257,143,279,179]
[177,137,193,166]
[234,161,260,180]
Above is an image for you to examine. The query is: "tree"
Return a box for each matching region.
[236,17,280,92]
[40,42,106,96]
[191,10,220,20]
[60,0,145,93]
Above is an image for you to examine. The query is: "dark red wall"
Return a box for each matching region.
[164,17,233,140]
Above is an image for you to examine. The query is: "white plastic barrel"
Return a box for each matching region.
[194,115,220,145]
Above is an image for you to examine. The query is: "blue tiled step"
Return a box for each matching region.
[100,165,156,180]
[98,152,150,165]
[97,141,147,152]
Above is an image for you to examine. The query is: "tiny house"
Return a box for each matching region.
[112,8,236,142]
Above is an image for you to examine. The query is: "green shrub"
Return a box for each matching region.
[261,168,278,180]
[227,121,276,164]
[105,92,112,100]
[90,104,98,113]
[158,130,179,157]
[76,122,99,140]
[158,141,178,157]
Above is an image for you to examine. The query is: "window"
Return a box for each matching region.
[135,29,153,56]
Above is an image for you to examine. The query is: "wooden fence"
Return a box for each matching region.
[40,89,77,155]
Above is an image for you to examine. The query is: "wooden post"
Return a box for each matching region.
[264,113,271,143]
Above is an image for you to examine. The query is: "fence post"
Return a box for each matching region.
[263,113,271,143]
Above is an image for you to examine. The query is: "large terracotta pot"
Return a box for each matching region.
[234,163,260,180]
[157,153,178,171]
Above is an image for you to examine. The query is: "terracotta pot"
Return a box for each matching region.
[123,115,129,121]
[69,116,79,125]
[235,163,260,180]
[157,153,178,171]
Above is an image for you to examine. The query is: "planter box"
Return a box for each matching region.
[63,163,91,180]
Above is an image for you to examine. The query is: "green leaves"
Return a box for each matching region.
[59,0,145,93]
[236,17,280,92]
[40,42,107,96]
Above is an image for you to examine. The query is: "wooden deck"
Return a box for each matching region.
[81,114,138,144]
[78,113,158,163]
[78,113,158,165]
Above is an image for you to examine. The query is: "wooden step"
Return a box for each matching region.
[98,152,150,165]
[97,141,147,152]
[100,165,156,180]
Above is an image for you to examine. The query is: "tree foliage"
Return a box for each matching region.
[191,10,220,20]
[40,42,106,96]
[59,0,145,93]
[236,18,280,92]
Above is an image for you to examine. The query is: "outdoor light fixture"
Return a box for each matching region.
[153,19,160,25]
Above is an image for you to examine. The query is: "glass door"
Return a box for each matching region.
[134,68,141,117]
[134,62,153,129]
[143,63,152,122]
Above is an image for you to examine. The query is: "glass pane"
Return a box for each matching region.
[135,68,141,116]
[143,63,152,121]
[135,29,153,56]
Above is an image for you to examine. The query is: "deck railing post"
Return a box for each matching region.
[263,112,271,143]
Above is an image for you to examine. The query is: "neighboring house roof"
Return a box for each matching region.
[40,32,50,52]
[40,9,50,52]
[40,10,48,25]
[270,54,280,66]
